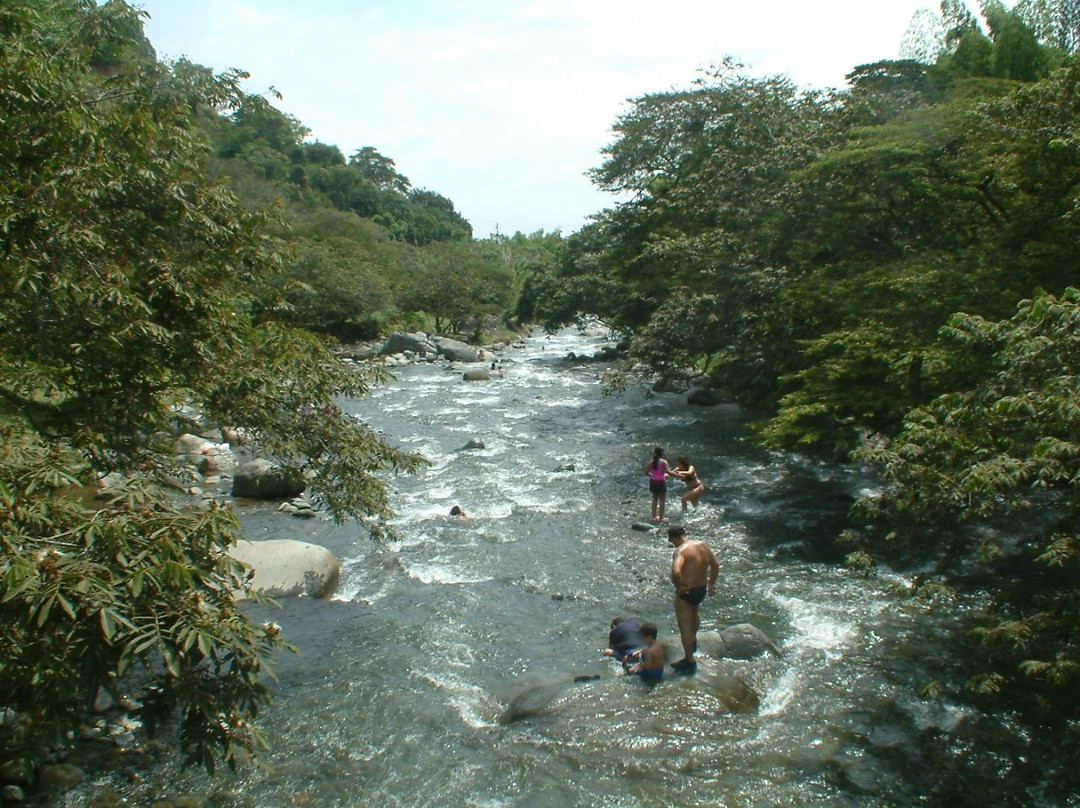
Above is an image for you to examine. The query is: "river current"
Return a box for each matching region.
[90,328,1067,807]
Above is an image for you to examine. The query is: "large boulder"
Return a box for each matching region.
[229,539,340,599]
[462,368,491,381]
[231,459,305,499]
[433,336,480,362]
[499,669,760,723]
[36,764,85,793]
[660,624,779,661]
[173,433,216,465]
[701,672,760,713]
[713,623,780,658]
[380,332,437,356]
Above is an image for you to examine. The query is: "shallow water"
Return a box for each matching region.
[84,328,1070,807]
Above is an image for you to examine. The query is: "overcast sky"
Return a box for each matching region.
[136,0,962,239]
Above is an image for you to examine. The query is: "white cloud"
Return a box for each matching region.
[138,0,974,238]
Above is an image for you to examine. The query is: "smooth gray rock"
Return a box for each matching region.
[229,539,340,599]
[660,624,779,661]
[687,387,730,406]
[433,336,479,362]
[231,459,305,499]
[380,332,437,356]
[36,764,84,793]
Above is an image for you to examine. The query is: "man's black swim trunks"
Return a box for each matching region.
[678,586,707,607]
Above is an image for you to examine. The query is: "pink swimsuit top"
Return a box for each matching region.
[649,462,667,481]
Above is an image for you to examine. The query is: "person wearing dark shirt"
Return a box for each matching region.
[605,616,645,662]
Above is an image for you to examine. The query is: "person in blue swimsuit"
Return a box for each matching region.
[623,623,665,680]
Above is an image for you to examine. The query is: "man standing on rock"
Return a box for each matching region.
[668,525,719,673]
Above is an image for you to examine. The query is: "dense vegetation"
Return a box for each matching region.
[0,0,565,778]
[2,0,1077,787]
[0,0,436,774]
[520,0,1080,721]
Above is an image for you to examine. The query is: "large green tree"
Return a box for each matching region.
[0,0,422,773]
[854,289,1080,712]
[400,241,514,335]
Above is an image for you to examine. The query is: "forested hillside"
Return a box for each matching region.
[520,0,1080,720]
[195,68,564,342]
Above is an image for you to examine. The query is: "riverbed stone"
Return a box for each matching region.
[1,759,30,785]
[36,763,85,793]
[686,387,731,406]
[379,332,437,356]
[2,785,25,803]
[462,368,491,381]
[433,336,480,362]
[231,459,305,500]
[660,624,779,661]
[703,673,761,713]
[228,539,340,599]
[713,623,781,658]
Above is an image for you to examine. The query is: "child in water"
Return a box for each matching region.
[623,623,665,680]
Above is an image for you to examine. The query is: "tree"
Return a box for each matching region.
[1015,0,1080,52]
[0,0,422,773]
[404,188,473,245]
[220,94,309,157]
[401,242,514,335]
[349,146,410,193]
[854,289,1080,712]
[576,63,845,400]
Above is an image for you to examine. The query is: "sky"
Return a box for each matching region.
[136,0,954,239]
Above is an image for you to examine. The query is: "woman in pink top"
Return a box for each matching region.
[645,446,672,522]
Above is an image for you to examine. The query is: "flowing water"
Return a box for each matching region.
[88,328,1070,807]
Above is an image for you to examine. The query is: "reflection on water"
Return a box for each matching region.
[89,328,1068,808]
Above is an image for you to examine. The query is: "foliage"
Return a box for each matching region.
[0,0,423,772]
[854,289,1080,708]
[400,242,515,335]
[529,3,1080,723]
[0,435,282,772]
[513,219,637,332]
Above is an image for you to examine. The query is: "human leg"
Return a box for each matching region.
[673,595,697,664]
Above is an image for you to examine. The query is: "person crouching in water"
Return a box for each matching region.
[671,456,706,511]
[623,623,665,680]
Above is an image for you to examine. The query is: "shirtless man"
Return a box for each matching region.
[668,525,719,671]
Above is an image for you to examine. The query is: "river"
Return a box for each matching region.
[87,327,1067,807]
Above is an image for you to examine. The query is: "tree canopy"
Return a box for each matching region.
[527,2,1080,719]
[0,0,427,772]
